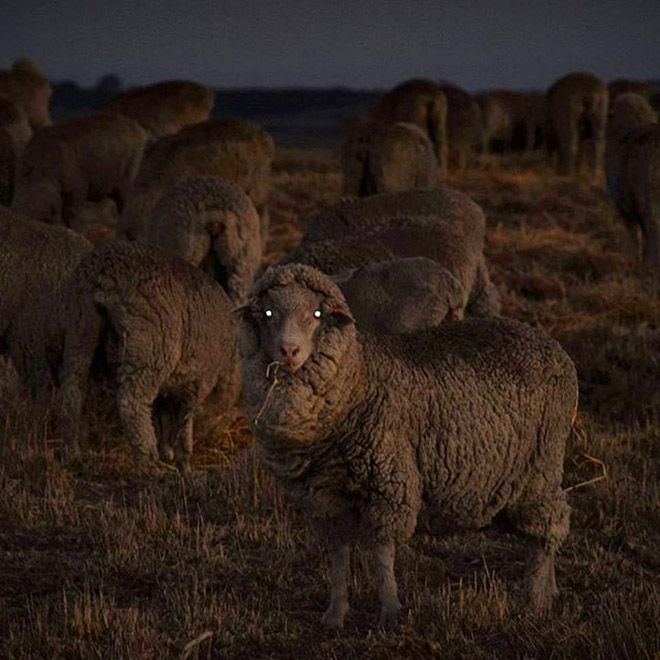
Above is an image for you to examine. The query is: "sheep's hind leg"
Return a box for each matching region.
[116,380,160,466]
[375,541,402,627]
[507,488,570,614]
[171,398,196,477]
[322,544,350,629]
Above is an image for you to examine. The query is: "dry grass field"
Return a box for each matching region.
[1,148,658,659]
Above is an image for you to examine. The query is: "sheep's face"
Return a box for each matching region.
[254,284,325,372]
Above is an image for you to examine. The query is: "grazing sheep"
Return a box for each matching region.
[120,120,274,242]
[58,241,240,473]
[341,118,439,196]
[606,93,660,276]
[546,73,609,184]
[106,80,214,139]
[0,58,52,129]
[0,97,32,206]
[438,83,482,169]
[332,257,465,333]
[145,175,262,303]
[12,113,148,227]
[0,206,91,398]
[371,79,448,175]
[477,90,544,153]
[238,264,577,627]
[297,189,501,317]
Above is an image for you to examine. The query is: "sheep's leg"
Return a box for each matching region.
[171,398,196,477]
[322,544,350,629]
[116,382,160,464]
[375,541,402,627]
[508,487,570,614]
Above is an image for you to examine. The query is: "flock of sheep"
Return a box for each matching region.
[0,59,658,628]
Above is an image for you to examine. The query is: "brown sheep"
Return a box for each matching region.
[106,80,214,140]
[0,58,52,129]
[438,83,482,169]
[340,118,439,196]
[120,119,275,242]
[12,113,148,227]
[606,93,660,277]
[370,79,448,176]
[546,73,609,184]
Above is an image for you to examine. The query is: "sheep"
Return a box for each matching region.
[370,79,448,175]
[12,113,148,227]
[546,72,609,184]
[238,263,578,627]
[0,58,52,129]
[607,79,657,104]
[340,118,439,196]
[106,80,214,140]
[477,90,544,153]
[295,190,501,317]
[120,120,275,242]
[144,175,262,303]
[0,206,91,398]
[606,93,660,276]
[437,83,482,169]
[58,241,240,473]
[331,257,465,333]
[0,97,32,206]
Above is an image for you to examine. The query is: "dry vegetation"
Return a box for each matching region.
[1,148,659,659]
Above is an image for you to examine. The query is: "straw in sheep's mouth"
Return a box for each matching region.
[253,361,283,427]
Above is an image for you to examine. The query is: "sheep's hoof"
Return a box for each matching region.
[377,601,402,629]
[321,604,348,630]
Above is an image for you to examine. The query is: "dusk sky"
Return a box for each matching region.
[3,1,659,91]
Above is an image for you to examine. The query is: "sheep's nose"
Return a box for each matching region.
[280,343,300,362]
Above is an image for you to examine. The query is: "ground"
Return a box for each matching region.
[0,148,658,659]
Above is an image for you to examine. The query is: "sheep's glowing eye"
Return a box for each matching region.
[313,310,322,319]
[265,309,273,318]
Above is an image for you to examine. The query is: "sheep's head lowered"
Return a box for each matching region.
[238,264,359,444]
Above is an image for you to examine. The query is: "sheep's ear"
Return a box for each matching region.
[232,302,252,318]
[233,303,261,358]
[330,268,357,286]
[329,302,355,327]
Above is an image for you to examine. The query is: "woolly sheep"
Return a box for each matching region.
[371,79,448,175]
[0,58,52,129]
[295,190,501,317]
[238,264,578,627]
[606,93,660,276]
[12,113,148,227]
[120,120,275,242]
[341,118,439,196]
[332,257,465,333]
[437,83,482,170]
[546,72,609,184]
[58,241,240,473]
[106,80,214,139]
[144,175,262,303]
[0,206,91,398]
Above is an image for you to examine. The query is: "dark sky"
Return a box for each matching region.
[3,0,659,91]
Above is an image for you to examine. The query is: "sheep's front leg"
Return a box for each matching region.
[375,541,402,627]
[321,544,350,629]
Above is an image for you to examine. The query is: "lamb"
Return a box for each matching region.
[0,58,52,129]
[437,83,482,169]
[332,257,465,333]
[0,206,91,398]
[58,241,240,473]
[370,79,448,175]
[238,264,578,627]
[546,72,609,184]
[105,80,214,140]
[120,120,275,242]
[340,118,439,196]
[606,93,660,276]
[12,113,148,227]
[294,190,501,317]
[144,175,262,303]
